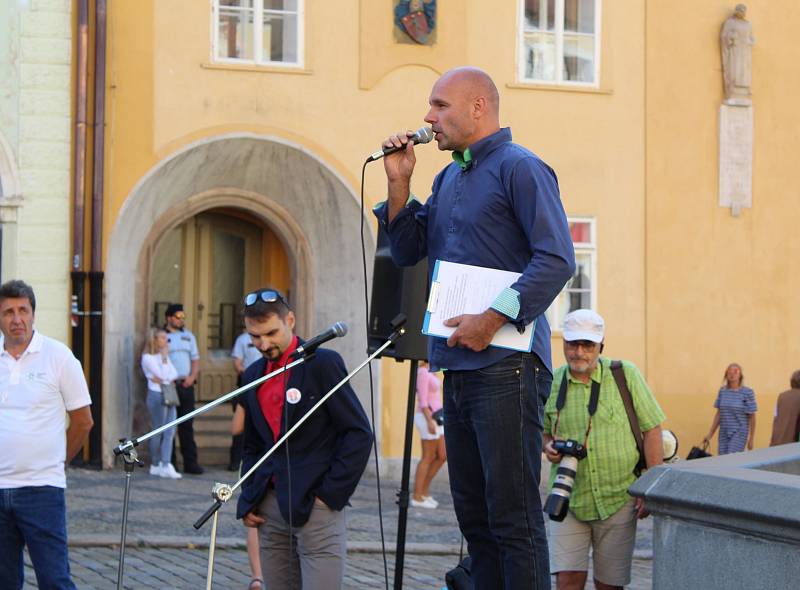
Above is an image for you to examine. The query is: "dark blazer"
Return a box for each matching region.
[235,344,372,527]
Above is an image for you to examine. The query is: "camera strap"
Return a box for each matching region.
[553,365,602,446]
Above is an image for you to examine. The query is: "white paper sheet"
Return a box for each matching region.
[422,260,535,352]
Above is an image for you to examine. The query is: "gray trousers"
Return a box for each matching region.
[257,492,346,590]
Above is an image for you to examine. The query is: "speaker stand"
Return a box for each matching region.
[393,358,419,590]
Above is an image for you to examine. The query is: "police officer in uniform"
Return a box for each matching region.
[165,303,204,474]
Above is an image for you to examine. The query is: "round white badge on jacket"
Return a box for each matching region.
[286,388,302,404]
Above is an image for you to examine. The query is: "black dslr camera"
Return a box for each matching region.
[544,439,587,522]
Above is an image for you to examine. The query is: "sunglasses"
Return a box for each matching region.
[244,289,287,307]
[564,340,599,350]
[173,313,186,320]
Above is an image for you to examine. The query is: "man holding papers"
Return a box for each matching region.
[374,66,575,589]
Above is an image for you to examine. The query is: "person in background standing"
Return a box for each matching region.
[141,327,182,479]
[230,328,266,589]
[769,369,800,446]
[543,309,665,590]
[411,361,447,509]
[0,280,93,589]
[704,362,757,454]
[164,303,204,474]
[229,328,263,471]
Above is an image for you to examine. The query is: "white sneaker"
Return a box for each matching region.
[149,463,163,477]
[423,496,439,508]
[410,497,437,509]
[161,463,182,479]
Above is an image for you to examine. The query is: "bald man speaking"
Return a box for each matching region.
[374,67,575,589]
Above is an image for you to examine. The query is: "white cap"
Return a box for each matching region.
[562,309,605,343]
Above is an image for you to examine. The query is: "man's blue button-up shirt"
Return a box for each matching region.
[373,127,575,373]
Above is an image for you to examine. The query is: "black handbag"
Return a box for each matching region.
[445,556,473,590]
[686,441,712,460]
[431,408,444,426]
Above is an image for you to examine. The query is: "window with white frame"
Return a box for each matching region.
[519,0,600,85]
[547,218,596,329]
[213,0,304,67]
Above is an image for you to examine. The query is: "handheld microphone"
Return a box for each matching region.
[367,127,434,162]
[290,322,348,359]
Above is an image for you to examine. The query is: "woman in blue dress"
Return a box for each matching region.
[704,363,757,454]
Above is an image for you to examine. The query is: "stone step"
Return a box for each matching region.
[196,402,237,418]
[195,430,234,448]
[189,402,239,466]
[195,414,233,434]
[197,446,234,468]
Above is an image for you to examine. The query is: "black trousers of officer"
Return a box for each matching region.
[171,383,200,470]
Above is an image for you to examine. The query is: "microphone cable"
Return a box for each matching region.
[359,158,390,590]
[281,351,294,579]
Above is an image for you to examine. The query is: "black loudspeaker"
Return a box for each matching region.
[368,227,429,361]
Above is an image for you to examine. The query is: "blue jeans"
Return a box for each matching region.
[0,486,76,590]
[443,353,552,590]
[146,389,178,465]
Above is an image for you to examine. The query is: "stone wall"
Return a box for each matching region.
[3,0,72,341]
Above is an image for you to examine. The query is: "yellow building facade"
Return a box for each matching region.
[85,0,796,465]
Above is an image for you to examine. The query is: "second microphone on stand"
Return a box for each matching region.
[290,322,348,359]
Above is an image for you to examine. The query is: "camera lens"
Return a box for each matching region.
[544,455,579,522]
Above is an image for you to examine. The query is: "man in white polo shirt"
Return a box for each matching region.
[0,280,93,589]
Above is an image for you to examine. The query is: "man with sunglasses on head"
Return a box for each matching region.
[164,303,203,475]
[235,288,372,590]
[543,309,665,590]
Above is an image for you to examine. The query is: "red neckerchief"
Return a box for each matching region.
[257,335,299,443]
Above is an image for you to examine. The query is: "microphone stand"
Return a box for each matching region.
[393,358,419,590]
[112,357,308,590]
[115,444,141,590]
[193,322,407,589]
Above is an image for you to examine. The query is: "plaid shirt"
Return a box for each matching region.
[544,358,665,521]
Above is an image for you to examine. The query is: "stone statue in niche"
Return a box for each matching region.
[720,4,754,105]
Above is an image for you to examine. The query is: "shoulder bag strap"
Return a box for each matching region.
[556,373,569,411]
[610,360,646,473]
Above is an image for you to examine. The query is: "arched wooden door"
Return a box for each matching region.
[149,208,290,402]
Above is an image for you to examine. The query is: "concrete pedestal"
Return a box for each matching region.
[630,445,800,589]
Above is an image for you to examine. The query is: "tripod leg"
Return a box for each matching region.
[116,459,136,590]
[206,509,220,590]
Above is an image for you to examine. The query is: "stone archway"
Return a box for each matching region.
[103,134,376,466]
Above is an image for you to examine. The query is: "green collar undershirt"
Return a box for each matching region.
[452,148,473,170]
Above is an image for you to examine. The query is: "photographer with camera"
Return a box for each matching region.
[543,310,665,590]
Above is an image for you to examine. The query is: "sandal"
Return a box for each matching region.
[248,578,264,589]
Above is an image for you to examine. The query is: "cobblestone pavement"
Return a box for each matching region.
[24,547,652,589]
[16,466,652,588]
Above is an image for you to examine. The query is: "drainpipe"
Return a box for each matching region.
[71,0,89,369]
[86,0,108,467]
